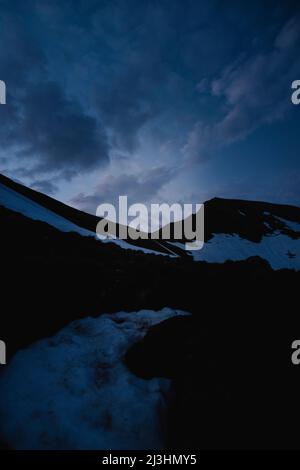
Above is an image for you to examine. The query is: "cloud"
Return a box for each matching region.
[90,0,246,156]
[0,0,299,207]
[183,14,300,162]
[16,81,109,175]
[275,16,300,49]
[92,3,178,154]
[70,166,177,214]
[30,179,58,195]
[0,2,109,180]
[0,79,109,179]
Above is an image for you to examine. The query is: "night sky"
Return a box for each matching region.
[0,0,300,214]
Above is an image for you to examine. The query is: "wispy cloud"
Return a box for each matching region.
[183,15,300,162]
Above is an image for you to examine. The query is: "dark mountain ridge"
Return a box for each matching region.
[2,172,300,247]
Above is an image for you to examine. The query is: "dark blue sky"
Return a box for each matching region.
[0,0,300,212]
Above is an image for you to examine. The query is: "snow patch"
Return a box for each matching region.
[274,216,300,233]
[0,183,95,237]
[0,308,189,450]
[0,183,170,257]
[191,233,300,270]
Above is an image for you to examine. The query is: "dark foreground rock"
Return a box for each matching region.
[125,274,300,449]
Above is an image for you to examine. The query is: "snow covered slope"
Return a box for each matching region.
[191,231,300,270]
[169,200,300,270]
[0,308,189,450]
[0,181,170,256]
[0,182,95,237]
[171,226,300,270]
[1,174,300,269]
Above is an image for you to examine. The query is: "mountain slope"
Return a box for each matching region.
[170,198,300,270]
[1,173,300,269]
[1,174,300,450]
[0,173,101,233]
[0,174,181,256]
